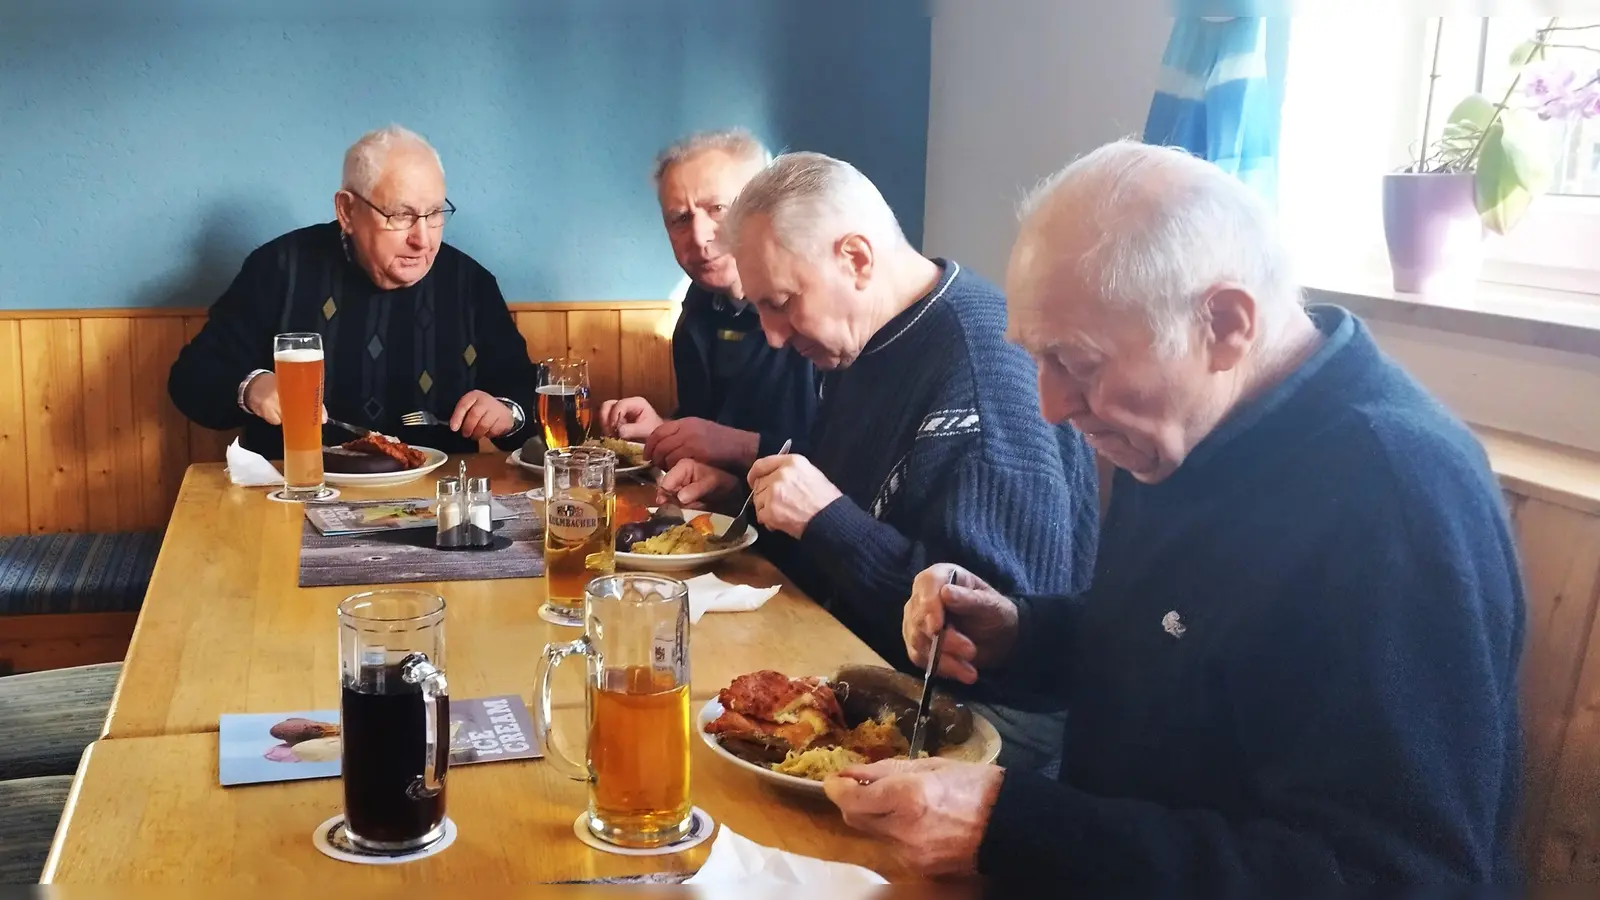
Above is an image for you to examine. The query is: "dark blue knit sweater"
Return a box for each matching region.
[980,306,1524,885]
[793,260,1099,697]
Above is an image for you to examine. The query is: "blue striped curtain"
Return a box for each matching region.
[1143,15,1290,202]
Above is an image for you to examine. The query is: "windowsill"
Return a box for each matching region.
[1305,277,1600,360]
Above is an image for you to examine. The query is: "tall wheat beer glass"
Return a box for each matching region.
[275,332,325,499]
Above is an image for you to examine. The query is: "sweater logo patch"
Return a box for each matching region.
[917,409,980,438]
[869,456,909,520]
[1162,611,1186,639]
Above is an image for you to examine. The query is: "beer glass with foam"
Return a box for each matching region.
[274,332,325,499]
[536,358,592,450]
[542,446,615,620]
[533,573,691,848]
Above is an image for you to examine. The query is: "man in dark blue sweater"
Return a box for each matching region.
[824,141,1524,885]
[600,130,817,471]
[660,152,1099,771]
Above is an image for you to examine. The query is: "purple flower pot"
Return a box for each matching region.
[1382,172,1484,295]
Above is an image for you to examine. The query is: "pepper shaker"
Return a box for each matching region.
[465,476,493,546]
[435,477,465,548]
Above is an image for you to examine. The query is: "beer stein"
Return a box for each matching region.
[543,446,616,619]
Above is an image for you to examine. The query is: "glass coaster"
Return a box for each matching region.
[572,807,713,857]
[539,603,584,628]
[311,814,456,865]
[268,487,340,504]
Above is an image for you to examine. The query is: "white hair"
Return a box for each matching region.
[341,125,444,196]
[1019,140,1301,358]
[721,151,906,259]
[652,128,772,187]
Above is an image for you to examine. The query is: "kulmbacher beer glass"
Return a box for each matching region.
[543,447,616,617]
[533,573,692,848]
[274,332,325,499]
[537,358,592,450]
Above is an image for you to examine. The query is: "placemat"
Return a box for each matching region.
[298,494,544,588]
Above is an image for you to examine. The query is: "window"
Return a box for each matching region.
[1280,16,1600,297]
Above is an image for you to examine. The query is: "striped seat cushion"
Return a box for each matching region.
[0,774,73,883]
[0,662,120,780]
[0,532,160,616]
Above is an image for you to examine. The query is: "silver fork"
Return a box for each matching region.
[400,410,442,428]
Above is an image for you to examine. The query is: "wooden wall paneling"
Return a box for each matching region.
[18,319,88,533]
[129,318,190,529]
[80,318,144,531]
[566,310,622,406]
[181,317,235,464]
[619,308,677,414]
[515,310,569,369]
[0,322,30,535]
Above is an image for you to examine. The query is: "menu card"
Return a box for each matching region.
[218,694,541,786]
[304,498,518,536]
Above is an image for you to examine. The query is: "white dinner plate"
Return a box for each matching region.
[507,445,653,478]
[322,447,449,488]
[697,696,1002,796]
[615,510,758,572]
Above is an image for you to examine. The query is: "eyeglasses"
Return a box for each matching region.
[347,191,456,231]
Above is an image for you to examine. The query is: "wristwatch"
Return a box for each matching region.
[496,397,527,435]
[237,369,271,414]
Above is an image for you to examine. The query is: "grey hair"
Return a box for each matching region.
[721,151,906,260]
[341,125,444,196]
[652,128,772,187]
[1019,140,1301,358]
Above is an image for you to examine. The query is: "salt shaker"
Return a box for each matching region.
[465,476,493,547]
[435,477,465,548]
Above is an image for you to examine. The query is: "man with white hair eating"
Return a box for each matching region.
[170,124,537,457]
[658,151,1100,771]
[823,141,1524,884]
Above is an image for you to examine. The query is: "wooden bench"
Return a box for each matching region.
[0,533,158,674]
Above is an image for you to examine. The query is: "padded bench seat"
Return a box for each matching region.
[0,532,160,616]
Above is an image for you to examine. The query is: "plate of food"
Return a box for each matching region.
[614,506,758,571]
[507,436,653,477]
[322,434,448,487]
[699,666,1001,795]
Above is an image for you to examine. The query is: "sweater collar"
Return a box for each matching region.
[861,259,960,357]
[1166,304,1360,477]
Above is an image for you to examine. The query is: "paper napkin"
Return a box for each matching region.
[685,827,888,888]
[684,573,779,625]
[224,439,283,487]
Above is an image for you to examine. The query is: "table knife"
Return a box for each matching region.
[717,438,791,542]
[325,417,372,438]
[908,569,958,758]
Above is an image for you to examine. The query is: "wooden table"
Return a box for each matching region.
[54,455,907,883]
[46,713,910,883]
[103,458,885,739]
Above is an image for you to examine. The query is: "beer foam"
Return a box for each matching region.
[274,348,324,363]
[536,384,580,396]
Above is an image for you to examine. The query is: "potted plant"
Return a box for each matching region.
[1383,18,1600,294]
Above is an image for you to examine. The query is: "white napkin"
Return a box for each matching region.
[224,438,283,487]
[685,827,888,887]
[684,573,779,625]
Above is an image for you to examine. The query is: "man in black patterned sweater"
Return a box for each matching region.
[659,152,1099,771]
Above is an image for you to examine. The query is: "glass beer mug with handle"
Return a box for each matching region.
[543,446,616,620]
[533,573,692,848]
[274,332,325,500]
[337,590,451,853]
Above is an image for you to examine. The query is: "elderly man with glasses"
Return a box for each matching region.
[170,124,537,456]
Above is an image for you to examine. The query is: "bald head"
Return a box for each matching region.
[342,124,444,197]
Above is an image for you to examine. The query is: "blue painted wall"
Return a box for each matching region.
[0,1,931,308]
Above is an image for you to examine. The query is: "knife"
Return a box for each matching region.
[325,417,373,438]
[908,569,959,759]
[717,438,792,542]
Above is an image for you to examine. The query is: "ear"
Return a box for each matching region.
[333,190,355,234]
[1200,286,1257,373]
[836,233,874,289]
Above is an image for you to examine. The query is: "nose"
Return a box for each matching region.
[758,309,791,349]
[406,218,430,248]
[1037,366,1088,425]
[690,211,718,252]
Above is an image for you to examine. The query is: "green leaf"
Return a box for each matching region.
[1509,38,1545,67]
[1475,122,1537,234]
[1499,108,1554,192]
[1447,94,1497,131]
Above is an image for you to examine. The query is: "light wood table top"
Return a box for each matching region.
[46,718,911,883]
[105,457,887,739]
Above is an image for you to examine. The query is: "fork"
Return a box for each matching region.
[400,410,442,428]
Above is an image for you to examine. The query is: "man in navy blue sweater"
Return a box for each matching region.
[660,152,1099,771]
[600,130,817,472]
[823,141,1524,885]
